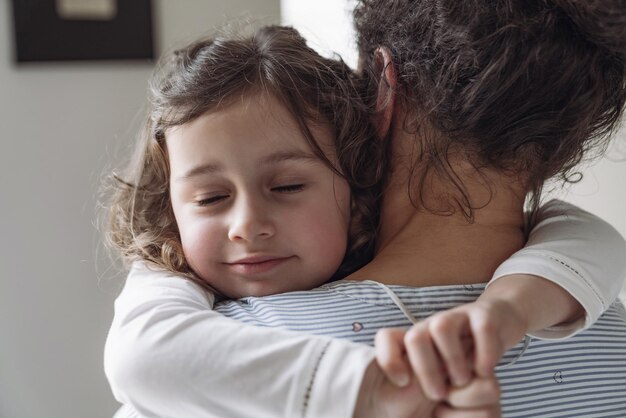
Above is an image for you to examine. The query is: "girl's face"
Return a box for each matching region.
[167,93,351,299]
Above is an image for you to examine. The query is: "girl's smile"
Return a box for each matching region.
[225,255,297,277]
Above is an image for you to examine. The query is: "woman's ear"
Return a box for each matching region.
[372,47,397,139]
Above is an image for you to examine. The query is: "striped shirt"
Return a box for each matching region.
[216,280,626,418]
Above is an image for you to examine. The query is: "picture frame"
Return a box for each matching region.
[11,0,154,63]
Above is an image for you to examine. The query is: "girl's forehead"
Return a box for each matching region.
[166,96,341,183]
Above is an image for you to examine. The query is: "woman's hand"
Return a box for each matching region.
[374,297,527,402]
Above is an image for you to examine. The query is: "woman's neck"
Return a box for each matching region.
[347,151,527,286]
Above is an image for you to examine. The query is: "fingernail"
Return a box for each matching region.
[391,373,410,388]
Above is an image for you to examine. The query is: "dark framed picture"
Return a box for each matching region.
[11,0,154,63]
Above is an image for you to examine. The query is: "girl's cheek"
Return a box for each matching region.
[180,219,221,263]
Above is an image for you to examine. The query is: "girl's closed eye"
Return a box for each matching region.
[271,183,305,193]
[196,193,230,206]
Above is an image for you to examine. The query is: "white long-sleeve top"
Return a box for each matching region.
[104,200,626,418]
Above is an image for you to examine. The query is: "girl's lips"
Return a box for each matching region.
[227,256,294,276]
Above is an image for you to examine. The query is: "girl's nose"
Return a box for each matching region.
[227,196,275,242]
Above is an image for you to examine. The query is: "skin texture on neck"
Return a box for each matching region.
[347,111,527,286]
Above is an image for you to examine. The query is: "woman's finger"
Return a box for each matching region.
[404,322,447,400]
[375,328,412,387]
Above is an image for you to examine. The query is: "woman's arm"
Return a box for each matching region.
[104,263,375,418]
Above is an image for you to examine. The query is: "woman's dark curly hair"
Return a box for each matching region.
[354,0,626,216]
[106,25,384,285]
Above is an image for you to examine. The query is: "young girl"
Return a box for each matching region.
[104,26,626,417]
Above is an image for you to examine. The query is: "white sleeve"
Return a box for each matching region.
[104,263,375,418]
[490,199,626,340]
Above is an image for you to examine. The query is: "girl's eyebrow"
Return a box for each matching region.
[176,151,318,182]
[262,150,318,166]
[176,163,222,182]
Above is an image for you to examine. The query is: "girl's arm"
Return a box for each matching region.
[105,200,626,416]
[104,263,375,418]
[490,199,626,338]
[105,265,500,418]
[375,199,626,400]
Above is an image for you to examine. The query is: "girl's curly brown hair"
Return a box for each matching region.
[354,0,626,216]
[105,25,385,285]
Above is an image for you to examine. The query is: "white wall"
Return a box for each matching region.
[283,0,626,299]
[282,0,358,67]
[0,1,279,417]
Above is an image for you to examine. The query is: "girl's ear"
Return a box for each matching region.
[372,47,397,139]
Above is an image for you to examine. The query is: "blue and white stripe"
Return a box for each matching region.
[216,280,626,418]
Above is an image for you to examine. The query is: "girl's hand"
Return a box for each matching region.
[354,360,436,418]
[354,360,501,418]
[374,298,527,401]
